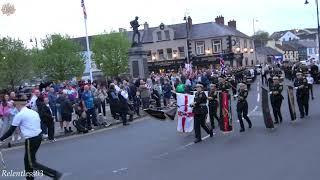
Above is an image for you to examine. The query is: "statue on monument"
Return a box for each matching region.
[130,16,141,47]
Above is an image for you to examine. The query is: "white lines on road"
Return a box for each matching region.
[112,168,128,174]
[153,135,211,159]
[257,93,260,102]
[248,106,259,117]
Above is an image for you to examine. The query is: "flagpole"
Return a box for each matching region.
[81,0,92,82]
[84,18,93,82]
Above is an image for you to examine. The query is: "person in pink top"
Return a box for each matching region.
[0,94,12,137]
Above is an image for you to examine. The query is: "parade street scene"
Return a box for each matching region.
[0,0,320,180]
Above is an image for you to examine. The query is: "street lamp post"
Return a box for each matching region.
[305,0,320,60]
[184,16,190,64]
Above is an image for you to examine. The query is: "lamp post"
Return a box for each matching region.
[184,16,190,64]
[305,0,320,60]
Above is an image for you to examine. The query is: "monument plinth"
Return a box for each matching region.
[128,46,149,79]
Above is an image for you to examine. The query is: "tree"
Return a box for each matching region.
[92,32,130,77]
[0,37,33,90]
[34,34,85,81]
[252,30,270,48]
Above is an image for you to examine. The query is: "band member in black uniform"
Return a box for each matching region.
[208,84,220,130]
[294,72,310,118]
[0,99,63,180]
[269,77,284,124]
[192,83,213,143]
[236,83,252,132]
[218,77,230,93]
[228,76,237,99]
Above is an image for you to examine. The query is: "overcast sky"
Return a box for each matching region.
[0,0,317,47]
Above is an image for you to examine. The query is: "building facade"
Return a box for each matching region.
[140,16,256,72]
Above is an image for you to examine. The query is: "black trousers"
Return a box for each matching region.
[86,108,98,128]
[271,100,283,123]
[194,114,211,140]
[98,100,106,116]
[24,135,59,180]
[120,111,132,125]
[262,74,267,85]
[297,96,309,117]
[308,84,314,99]
[237,101,252,130]
[43,120,55,140]
[209,105,220,129]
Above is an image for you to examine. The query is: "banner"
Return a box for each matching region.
[261,87,274,129]
[177,93,194,133]
[287,86,297,121]
[219,92,233,132]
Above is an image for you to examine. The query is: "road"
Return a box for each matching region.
[1,78,320,180]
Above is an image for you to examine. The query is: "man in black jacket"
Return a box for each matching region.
[37,96,56,142]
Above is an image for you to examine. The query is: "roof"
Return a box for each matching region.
[298,33,317,40]
[256,47,282,56]
[270,28,317,41]
[275,43,299,51]
[297,40,317,48]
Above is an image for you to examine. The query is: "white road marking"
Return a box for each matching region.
[112,168,128,173]
[257,93,260,102]
[248,106,259,116]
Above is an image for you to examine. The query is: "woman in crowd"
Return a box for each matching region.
[0,94,12,137]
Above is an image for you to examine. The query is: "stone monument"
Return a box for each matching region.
[128,16,149,79]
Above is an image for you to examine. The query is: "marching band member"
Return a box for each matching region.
[269,77,284,124]
[208,84,220,130]
[192,83,213,143]
[236,83,252,132]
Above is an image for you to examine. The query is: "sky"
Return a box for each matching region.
[0,0,317,47]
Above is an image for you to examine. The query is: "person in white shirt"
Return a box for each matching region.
[29,89,41,112]
[306,74,315,100]
[0,98,63,180]
[118,85,133,125]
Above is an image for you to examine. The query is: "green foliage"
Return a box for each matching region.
[92,32,130,77]
[252,30,270,47]
[34,34,85,81]
[0,37,33,89]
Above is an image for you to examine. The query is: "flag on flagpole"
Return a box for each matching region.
[220,54,225,75]
[81,0,87,19]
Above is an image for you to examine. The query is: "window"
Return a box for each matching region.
[157,49,164,60]
[196,41,205,55]
[173,50,178,59]
[212,40,222,53]
[152,52,157,61]
[309,48,314,54]
[166,48,172,59]
[147,50,152,61]
[236,38,240,47]
[178,46,185,58]
[164,30,170,40]
[157,31,162,41]
[244,39,247,48]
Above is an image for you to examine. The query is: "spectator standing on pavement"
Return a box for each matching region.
[30,89,41,111]
[60,92,74,134]
[82,85,99,130]
[138,80,151,109]
[37,96,56,141]
[0,95,12,137]
[163,79,172,107]
[306,73,315,100]
[48,87,57,121]
[9,92,22,142]
[108,84,120,119]
[118,84,132,126]
[96,85,107,117]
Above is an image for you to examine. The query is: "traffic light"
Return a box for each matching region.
[187,39,192,62]
[226,36,232,53]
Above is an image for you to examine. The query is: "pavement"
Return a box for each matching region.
[1,77,320,180]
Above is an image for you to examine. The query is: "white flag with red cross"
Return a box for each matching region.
[177,93,194,133]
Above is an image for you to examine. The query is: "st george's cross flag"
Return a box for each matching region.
[177,93,194,133]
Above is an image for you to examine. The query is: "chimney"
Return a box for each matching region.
[144,22,149,30]
[187,16,192,29]
[228,20,236,29]
[215,15,224,25]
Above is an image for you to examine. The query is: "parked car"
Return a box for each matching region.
[254,65,262,75]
